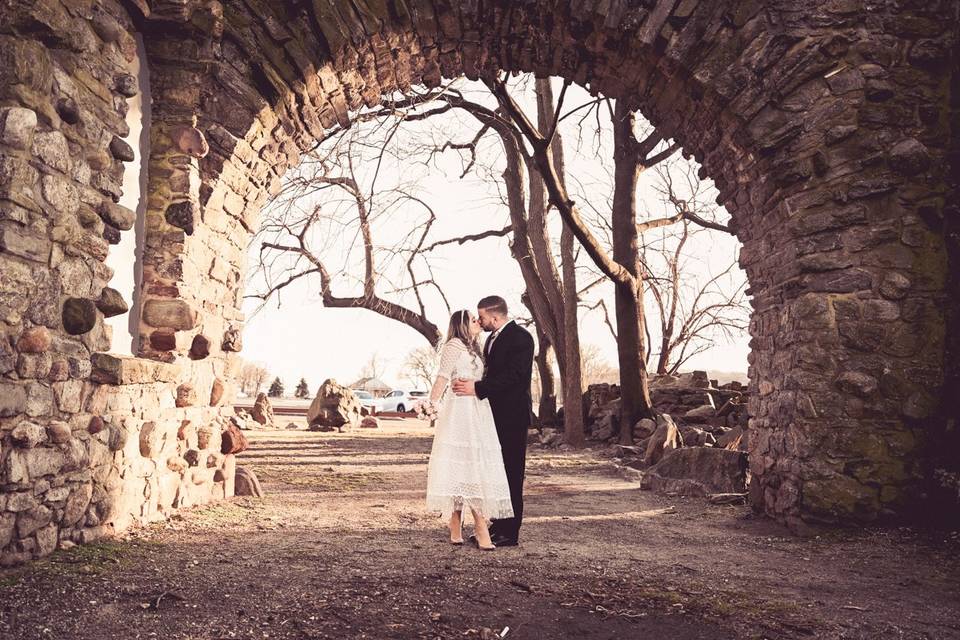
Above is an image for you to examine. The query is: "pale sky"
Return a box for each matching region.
[105,72,750,395]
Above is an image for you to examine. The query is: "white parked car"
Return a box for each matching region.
[351,390,379,414]
[378,390,428,413]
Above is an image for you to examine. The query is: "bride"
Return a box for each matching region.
[424,310,513,550]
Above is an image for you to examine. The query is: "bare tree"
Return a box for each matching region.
[402,346,437,389]
[485,75,736,443]
[238,361,271,397]
[580,344,620,387]
[424,80,588,445]
[359,353,383,379]
[250,101,453,347]
[525,300,559,426]
[540,79,587,448]
[643,165,750,374]
[608,99,676,444]
[380,83,583,441]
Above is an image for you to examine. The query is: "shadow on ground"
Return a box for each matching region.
[1,423,958,639]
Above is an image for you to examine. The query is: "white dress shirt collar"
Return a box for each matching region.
[490,319,513,341]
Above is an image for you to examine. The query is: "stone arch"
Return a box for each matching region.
[138,1,954,526]
[0,0,956,562]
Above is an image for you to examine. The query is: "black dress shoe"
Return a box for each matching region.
[491,534,518,547]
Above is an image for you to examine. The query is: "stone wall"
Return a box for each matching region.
[0,0,238,566]
[0,0,957,565]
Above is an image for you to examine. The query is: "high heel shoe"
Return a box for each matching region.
[449,513,464,545]
[467,534,495,550]
[473,525,496,550]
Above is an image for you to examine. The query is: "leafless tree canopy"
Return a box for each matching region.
[248,89,467,347]
[237,360,271,397]
[246,76,751,434]
[402,346,438,390]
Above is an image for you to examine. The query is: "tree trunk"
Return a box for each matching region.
[456,100,564,370]
[449,89,568,433]
[534,327,559,427]
[526,145,567,377]
[655,222,687,375]
[611,100,655,444]
[536,78,585,447]
[560,222,585,446]
[656,337,671,375]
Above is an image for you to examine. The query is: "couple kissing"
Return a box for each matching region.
[423,295,534,550]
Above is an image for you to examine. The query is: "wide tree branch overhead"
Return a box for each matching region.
[252,116,444,346]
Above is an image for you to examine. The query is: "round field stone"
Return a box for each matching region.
[17,326,51,353]
[114,73,138,97]
[108,136,135,162]
[61,298,97,335]
[96,287,128,317]
[55,97,80,124]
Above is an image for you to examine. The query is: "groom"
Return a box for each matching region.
[452,295,534,547]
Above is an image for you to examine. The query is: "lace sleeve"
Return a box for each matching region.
[436,340,464,379]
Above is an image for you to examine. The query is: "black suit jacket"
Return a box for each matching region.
[475,321,535,433]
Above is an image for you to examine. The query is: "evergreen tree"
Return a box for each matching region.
[295,378,310,399]
[268,377,284,398]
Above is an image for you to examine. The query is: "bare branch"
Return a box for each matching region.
[423,225,513,252]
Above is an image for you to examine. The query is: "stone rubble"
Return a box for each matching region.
[551,376,754,498]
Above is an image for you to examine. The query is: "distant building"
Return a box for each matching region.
[348,376,392,398]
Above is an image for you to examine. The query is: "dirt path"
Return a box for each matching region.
[2,420,959,639]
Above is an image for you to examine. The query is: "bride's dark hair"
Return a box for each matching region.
[445,310,483,360]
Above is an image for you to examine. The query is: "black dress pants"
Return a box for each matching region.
[490,426,527,540]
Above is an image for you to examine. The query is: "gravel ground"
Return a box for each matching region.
[1,419,958,639]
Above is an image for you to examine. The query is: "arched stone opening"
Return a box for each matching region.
[0,0,956,563]
[137,1,954,527]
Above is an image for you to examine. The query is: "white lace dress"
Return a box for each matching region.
[425,339,514,519]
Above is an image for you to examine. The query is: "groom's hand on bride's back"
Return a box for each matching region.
[452,378,476,396]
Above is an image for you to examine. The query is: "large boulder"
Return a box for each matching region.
[648,371,741,419]
[250,393,275,427]
[590,412,616,441]
[717,396,750,429]
[641,447,748,497]
[678,424,717,447]
[656,371,711,388]
[307,379,361,432]
[234,466,263,497]
[583,383,620,421]
[716,426,749,452]
[643,414,683,466]
[232,411,254,431]
[683,404,716,424]
[634,418,657,439]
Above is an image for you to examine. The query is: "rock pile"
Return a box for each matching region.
[307,379,362,432]
[558,373,752,499]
